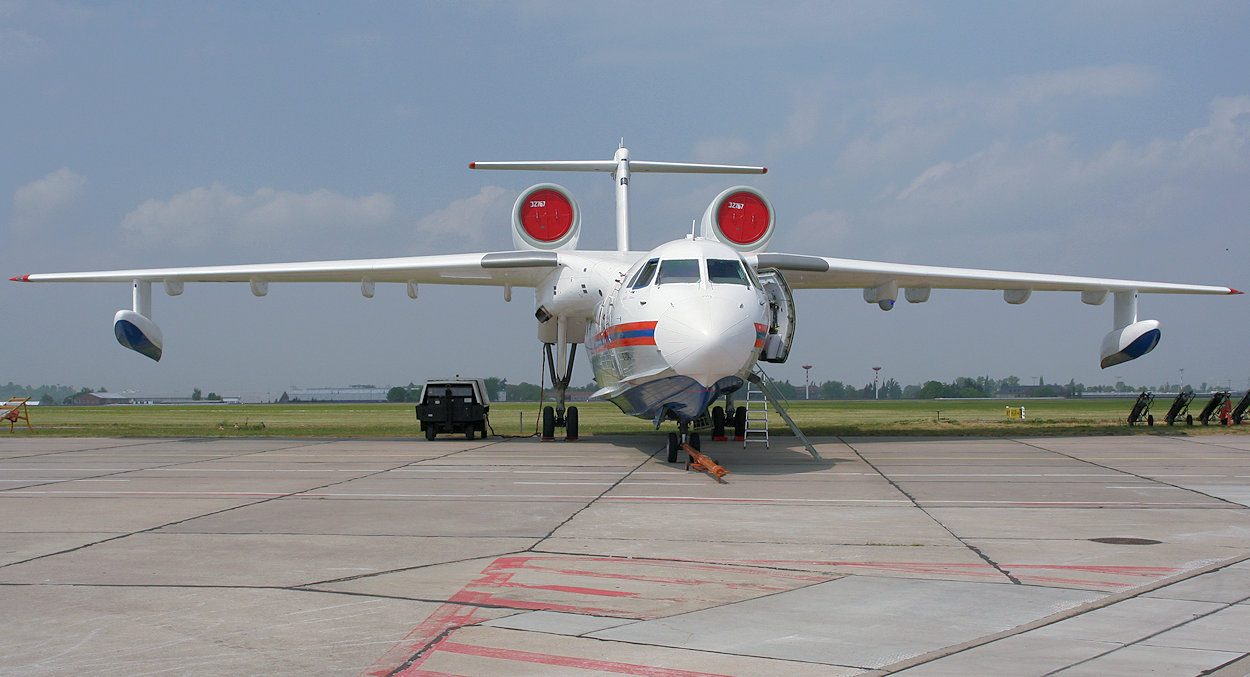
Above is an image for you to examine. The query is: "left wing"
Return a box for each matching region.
[748,252,1241,369]
[750,253,1239,296]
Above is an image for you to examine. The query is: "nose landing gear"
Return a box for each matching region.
[666,421,700,463]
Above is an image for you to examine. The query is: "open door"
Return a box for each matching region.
[756,268,795,363]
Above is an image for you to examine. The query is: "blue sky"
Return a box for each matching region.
[4,1,1247,400]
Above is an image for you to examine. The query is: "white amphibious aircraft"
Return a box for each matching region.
[12,145,1241,458]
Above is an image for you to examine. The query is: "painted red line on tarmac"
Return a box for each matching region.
[427,641,735,677]
[494,581,640,598]
[359,604,488,677]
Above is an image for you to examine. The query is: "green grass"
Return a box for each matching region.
[10,398,1247,438]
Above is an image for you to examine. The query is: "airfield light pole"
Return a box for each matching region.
[802,365,813,400]
[873,366,882,400]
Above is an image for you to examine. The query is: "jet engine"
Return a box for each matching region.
[512,183,580,251]
[699,186,775,252]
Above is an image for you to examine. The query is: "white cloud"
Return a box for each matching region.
[12,167,86,232]
[413,185,511,245]
[120,184,397,248]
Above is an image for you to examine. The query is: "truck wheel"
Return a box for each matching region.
[424,425,436,441]
[542,406,556,440]
[566,406,579,441]
[465,426,474,440]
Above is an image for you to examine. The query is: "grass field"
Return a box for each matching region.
[10,398,1247,438]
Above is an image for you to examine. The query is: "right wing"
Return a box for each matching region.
[13,251,568,288]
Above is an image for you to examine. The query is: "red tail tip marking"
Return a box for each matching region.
[10,275,29,282]
[1231,288,1244,295]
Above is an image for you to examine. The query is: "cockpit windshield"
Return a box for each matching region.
[708,258,749,285]
[656,259,700,284]
[629,259,659,289]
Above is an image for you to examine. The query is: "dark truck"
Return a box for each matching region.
[415,378,490,440]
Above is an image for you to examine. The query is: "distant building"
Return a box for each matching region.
[278,386,390,403]
[71,393,241,405]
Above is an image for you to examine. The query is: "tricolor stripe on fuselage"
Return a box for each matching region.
[753,323,767,349]
[591,321,658,353]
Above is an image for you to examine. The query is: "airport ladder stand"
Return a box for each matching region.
[743,378,770,448]
[746,366,822,460]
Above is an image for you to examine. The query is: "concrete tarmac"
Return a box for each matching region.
[1,434,1248,676]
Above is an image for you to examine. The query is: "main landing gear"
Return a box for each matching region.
[541,342,579,441]
[709,404,747,442]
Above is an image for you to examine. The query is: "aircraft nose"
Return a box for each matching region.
[654,299,759,387]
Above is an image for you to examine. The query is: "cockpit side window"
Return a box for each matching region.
[708,258,749,285]
[657,259,701,284]
[630,258,659,289]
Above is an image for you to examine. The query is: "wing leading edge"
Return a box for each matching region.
[12,251,567,287]
[750,253,1239,296]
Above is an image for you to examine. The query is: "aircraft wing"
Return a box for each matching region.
[750,253,1240,296]
[11,251,573,288]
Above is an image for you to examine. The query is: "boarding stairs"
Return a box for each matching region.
[746,366,822,460]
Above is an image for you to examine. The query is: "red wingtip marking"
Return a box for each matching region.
[10,275,29,282]
[1231,289,1243,294]
[468,162,476,168]
[761,167,768,174]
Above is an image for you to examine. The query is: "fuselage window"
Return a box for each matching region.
[657,259,701,284]
[708,258,749,285]
[630,258,659,289]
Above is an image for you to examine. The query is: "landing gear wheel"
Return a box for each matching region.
[711,406,726,440]
[688,432,701,462]
[733,406,747,439]
[666,432,680,463]
[424,425,436,441]
[566,406,579,441]
[1147,414,1154,426]
[1187,414,1193,426]
[542,406,556,440]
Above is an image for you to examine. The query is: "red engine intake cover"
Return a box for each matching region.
[716,190,771,245]
[518,188,574,243]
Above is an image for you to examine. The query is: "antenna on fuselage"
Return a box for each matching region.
[470,146,766,253]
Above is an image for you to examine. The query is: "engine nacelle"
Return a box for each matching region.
[512,183,580,250]
[699,186,775,252]
[1100,319,1160,368]
[114,309,163,362]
